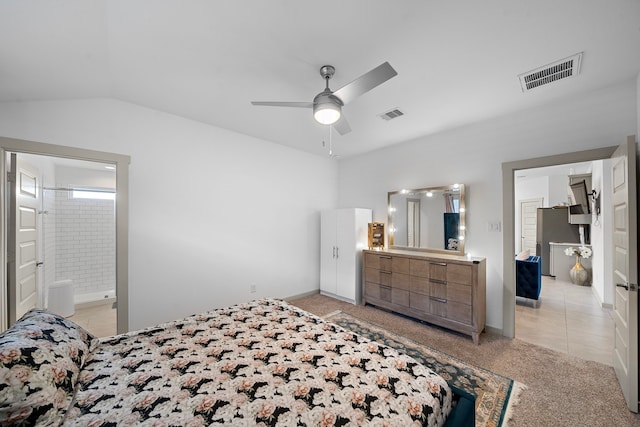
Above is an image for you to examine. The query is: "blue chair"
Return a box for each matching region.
[516,255,542,300]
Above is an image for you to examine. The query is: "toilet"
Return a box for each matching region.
[47,279,75,317]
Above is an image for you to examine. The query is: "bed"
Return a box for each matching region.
[0,298,474,426]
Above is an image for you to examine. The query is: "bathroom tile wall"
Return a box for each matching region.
[54,192,115,297]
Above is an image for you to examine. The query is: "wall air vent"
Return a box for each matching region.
[518,52,583,92]
[379,108,404,121]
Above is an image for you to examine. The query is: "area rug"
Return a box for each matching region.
[326,311,525,427]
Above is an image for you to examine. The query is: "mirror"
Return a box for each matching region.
[388,184,466,255]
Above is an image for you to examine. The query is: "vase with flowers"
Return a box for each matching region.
[564,246,592,286]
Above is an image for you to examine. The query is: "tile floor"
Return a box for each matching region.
[67,300,117,338]
[516,275,614,366]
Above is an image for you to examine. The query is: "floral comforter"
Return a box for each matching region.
[65,299,452,426]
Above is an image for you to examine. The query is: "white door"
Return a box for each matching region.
[611,136,638,412]
[335,209,355,299]
[320,210,337,295]
[8,154,40,324]
[520,198,542,254]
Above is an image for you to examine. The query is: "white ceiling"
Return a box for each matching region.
[1,1,639,158]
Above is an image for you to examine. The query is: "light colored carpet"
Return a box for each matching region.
[288,293,640,427]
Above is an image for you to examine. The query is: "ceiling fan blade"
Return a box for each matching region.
[251,101,313,108]
[333,62,397,105]
[333,116,351,135]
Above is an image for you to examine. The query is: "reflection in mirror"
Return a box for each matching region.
[388,184,465,254]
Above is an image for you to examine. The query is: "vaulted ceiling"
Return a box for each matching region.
[1,1,639,158]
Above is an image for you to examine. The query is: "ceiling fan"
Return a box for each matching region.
[251,62,397,135]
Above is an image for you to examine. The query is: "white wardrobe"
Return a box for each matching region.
[320,208,372,304]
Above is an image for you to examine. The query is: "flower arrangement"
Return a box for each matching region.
[564,246,592,259]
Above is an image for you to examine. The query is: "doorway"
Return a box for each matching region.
[502,145,617,336]
[503,140,638,411]
[0,137,129,334]
[514,161,613,364]
[20,153,118,336]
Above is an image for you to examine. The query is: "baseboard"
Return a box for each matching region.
[75,297,116,310]
[485,325,503,336]
[284,289,319,301]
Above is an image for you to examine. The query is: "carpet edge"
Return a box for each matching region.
[501,381,528,427]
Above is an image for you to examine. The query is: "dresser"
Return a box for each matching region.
[363,249,486,344]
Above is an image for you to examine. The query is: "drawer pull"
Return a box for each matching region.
[431,262,447,266]
[430,279,447,285]
[381,256,392,259]
[430,296,447,303]
[381,271,392,274]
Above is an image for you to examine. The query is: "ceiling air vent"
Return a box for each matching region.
[379,108,404,121]
[518,52,583,92]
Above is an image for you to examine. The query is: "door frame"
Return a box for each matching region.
[502,145,618,338]
[0,137,130,333]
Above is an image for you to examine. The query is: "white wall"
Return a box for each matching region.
[590,159,613,306]
[0,98,338,329]
[549,175,570,207]
[56,165,116,189]
[337,79,637,330]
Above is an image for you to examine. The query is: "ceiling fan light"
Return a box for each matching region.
[314,102,341,125]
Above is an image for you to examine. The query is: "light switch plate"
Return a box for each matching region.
[488,221,502,232]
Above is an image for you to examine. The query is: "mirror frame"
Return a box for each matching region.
[387,184,466,255]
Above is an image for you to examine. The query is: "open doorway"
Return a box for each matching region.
[17,153,118,337]
[1,137,129,334]
[513,160,614,365]
[504,139,638,412]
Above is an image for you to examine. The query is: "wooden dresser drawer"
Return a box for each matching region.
[366,282,393,303]
[410,292,429,311]
[430,282,447,300]
[380,255,392,272]
[392,272,410,290]
[447,301,472,324]
[392,256,410,274]
[447,263,473,284]
[392,288,410,307]
[430,262,447,282]
[430,297,447,317]
[364,253,381,269]
[409,259,429,278]
[364,282,381,299]
[380,285,392,302]
[410,276,429,295]
[364,267,380,284]
[380,271,392,286]
[447,282,472,304]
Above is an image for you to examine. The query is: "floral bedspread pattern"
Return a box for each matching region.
[64,299,452,426]
[0,309,96,426]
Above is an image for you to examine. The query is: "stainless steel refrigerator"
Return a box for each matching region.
[536,208,581,275]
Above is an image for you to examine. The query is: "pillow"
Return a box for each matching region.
[0,309,97,426]
[515,249,530,260]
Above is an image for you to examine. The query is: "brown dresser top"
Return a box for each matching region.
[363,249,485,264]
